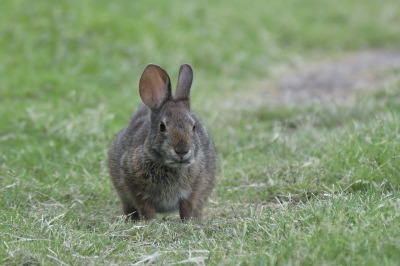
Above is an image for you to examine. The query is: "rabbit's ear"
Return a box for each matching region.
[139,64,172,109]
[175,64,193,101]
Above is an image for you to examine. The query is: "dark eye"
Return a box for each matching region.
[160,122,166,132]
[192,124,196,131]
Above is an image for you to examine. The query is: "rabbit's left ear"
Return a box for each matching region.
[175,64,193,101]
[139,64,172,109]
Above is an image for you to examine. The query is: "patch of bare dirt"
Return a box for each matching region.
[274,50,400,105]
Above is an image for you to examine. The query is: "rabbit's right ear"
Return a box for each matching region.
[139,64,172,109]
[175,64,193,101]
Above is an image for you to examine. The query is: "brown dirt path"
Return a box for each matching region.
[276,50,400,104]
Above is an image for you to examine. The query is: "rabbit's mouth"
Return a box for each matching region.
[163,147,195,167]
[164,158,195,168]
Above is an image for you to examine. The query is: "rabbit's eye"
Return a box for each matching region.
[160,122,166,132]
[192,124,196,131]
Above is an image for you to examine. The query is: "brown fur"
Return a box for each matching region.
[108,64,217,221]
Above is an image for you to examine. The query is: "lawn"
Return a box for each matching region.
[1,0,400,264]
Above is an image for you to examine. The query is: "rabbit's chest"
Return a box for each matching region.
[140,185,191,213]
[133,161,194,212]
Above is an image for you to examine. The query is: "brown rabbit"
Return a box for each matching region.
[108,64,217,220]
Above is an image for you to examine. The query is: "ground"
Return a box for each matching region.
[277,50,400,104]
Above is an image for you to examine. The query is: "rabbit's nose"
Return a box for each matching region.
[174,140,190,158]
[174,148,190,157]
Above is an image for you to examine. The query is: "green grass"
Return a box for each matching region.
[1,0,400,264]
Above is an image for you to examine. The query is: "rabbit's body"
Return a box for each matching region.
[108,64,217,220]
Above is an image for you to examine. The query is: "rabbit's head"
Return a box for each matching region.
[139,64,200,167]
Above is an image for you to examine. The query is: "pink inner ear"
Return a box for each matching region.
[148,75,165,105]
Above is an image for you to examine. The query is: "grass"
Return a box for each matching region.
[1,0,400,264]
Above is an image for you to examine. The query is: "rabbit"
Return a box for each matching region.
[108,64,217,221]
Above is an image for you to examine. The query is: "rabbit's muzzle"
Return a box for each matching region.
[163,138,195,167]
